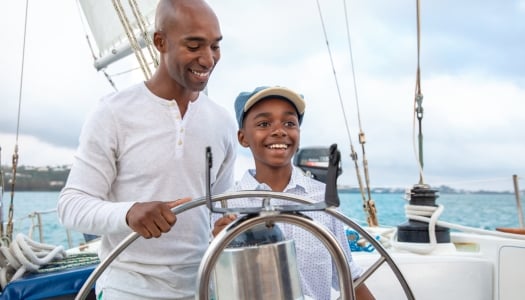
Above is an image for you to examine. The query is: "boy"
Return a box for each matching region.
[213,86,375,299]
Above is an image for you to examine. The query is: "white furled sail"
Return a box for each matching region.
[78,0,159,71]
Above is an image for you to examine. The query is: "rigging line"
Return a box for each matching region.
[74,0,118,92]
[7,0,31,243]
[413,0,426,185]
[112,0,152,79]
[128,0,159,68]
[342,0,377,226]
[314,0,354,148]
[113,0,152,78]
[74,0,97,64]
[342,0,362,131]
[14,1,29,146]
[316,0,375,226]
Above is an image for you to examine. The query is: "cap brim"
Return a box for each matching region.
[244,86,305,115]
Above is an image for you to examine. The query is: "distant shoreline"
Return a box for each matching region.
[3,187,516,195]
[2,165,519,194]
[337,188,515,195]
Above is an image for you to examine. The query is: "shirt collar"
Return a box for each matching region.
[237,166,313,193]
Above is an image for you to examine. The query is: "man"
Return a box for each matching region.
[58,1,237,299]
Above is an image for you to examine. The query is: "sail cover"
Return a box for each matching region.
[78,0,158,70]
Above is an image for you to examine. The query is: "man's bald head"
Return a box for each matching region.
[155,0,216,32]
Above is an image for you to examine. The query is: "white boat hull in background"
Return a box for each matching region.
[335,229,525,300]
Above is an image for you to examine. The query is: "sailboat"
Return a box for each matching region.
[1,0,524,299]
[75,1,525,300]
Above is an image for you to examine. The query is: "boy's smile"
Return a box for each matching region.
[267,143,289,150]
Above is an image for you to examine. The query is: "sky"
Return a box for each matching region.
[1,0,524,192]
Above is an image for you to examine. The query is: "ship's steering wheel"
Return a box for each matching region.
[74,191,415,300]
[76,145,414,299]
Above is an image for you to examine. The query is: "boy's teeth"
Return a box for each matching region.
[269,144,287,149]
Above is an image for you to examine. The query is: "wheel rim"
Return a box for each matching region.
[75,191,415,300]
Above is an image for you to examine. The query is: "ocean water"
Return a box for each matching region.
[2,191,524,249]
[1,191,86,249]
[339,192,525,230]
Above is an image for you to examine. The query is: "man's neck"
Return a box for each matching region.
[145,76,199,117]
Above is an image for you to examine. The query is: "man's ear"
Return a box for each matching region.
[153,31,166,52]
[237,130,249,148]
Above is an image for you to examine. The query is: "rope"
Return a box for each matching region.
[112,0,152,79]
[350,201,525,255]
[390,204,444,254]
[128,0,159,68]
[37,253,99,274]
[341,0,377,226]
[315,0,378,226]
[386,202,525,255]
[315,0,354,148]
[346,228,379,252]
[0,233,67,290]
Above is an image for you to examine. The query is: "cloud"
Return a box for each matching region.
[0,133,76,167]
[1,0,524,192]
